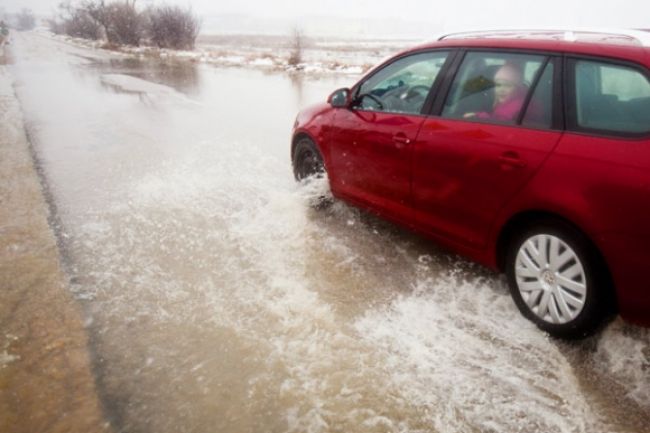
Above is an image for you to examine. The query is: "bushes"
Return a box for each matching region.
[65,11,102,39]
[16,9,37,31]
[145,5,200,50]
[52,1,102,39]
[50,1,200,49]
[288,28,303,66]
[103,1,142,46]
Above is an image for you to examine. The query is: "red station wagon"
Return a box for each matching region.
[291,29,650,338]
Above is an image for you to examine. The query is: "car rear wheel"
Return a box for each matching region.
[505,220,611,339]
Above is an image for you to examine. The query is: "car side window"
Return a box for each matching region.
[355,51,449,115]
[441,52,546,125]
[573,59,650,134]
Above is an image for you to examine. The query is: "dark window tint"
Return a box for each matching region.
[521,61,554,129]
[355,51,449,115]
[574,60,650,134]
[442,51,545,125]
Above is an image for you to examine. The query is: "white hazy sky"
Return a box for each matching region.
[2,0,649,33]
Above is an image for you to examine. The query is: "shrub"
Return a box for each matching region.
[52,0,142,44]
[47,18,65,35]
[17,8,37,31]
[54,1,102,40]
[288,28,303,66]
[145,5,200,50]
[103,1,142,46]
[66,13,102,40]
[52,0,201,50]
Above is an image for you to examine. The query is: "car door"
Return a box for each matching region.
[327,50,452,223]
[411,51,563,249]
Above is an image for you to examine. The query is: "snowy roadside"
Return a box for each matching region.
[0,48,109,432]
[43,29,415,76]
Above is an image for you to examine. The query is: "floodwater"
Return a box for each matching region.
[6,32,650,433]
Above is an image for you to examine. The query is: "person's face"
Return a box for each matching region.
[494,67,522,104]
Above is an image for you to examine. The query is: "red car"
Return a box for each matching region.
[291,29,650,338]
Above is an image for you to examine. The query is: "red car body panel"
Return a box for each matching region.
[327,110,425,225]
[293,33,650,327]
[412,119,562,250]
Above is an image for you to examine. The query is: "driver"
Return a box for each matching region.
[464,63,527,122]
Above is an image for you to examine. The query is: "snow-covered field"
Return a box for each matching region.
[42,29,418,76]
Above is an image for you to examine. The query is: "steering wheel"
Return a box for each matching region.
[404,85,431,100]
[357,93,384,110]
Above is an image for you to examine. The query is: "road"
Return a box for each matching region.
[3,31,649,433]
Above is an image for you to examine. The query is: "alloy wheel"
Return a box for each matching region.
[514,234,587,324]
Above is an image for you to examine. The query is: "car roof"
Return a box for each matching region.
[410,29,650,65]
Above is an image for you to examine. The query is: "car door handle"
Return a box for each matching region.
[392,133,411,146]
[498,152,526,168]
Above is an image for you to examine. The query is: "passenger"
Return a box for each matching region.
[465,63,528,122]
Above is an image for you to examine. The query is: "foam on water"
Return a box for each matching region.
[595,321,650,409]
[0,335,20,369]
[113,142,630,431]
[355,264,602,433]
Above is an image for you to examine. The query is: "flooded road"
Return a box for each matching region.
[6,32,650,433]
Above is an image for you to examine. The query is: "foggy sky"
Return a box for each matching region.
[2,0,649,32]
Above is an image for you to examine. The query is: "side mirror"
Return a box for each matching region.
[328,88,351,108]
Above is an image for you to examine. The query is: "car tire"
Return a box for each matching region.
[292,137,325,181]
[292,137,331,208]
[505,219,612,339]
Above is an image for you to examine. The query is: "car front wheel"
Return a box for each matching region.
[292,137,325,182]
[505,221,611,339]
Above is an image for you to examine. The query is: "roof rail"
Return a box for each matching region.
[438,28,650,47]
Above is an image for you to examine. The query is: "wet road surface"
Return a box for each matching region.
[5,32,650,433]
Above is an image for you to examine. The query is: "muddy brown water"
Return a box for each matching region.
[4,32,649,433]
[0,41,107,433]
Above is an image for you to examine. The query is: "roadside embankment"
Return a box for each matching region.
[0,45,108,433]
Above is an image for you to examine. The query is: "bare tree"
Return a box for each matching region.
[82,0,109,32]
[53,1,141,45]
[47,17,65,35]
[17,8,37,31]
[103,1,142,46]
[145,5,200,50]
[51,0,200,50]
[54,1,102,40]
[288,28,304,66]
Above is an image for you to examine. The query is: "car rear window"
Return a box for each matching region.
[573,59,650,135]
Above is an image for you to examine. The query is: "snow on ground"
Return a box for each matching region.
[41,29,413,76]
